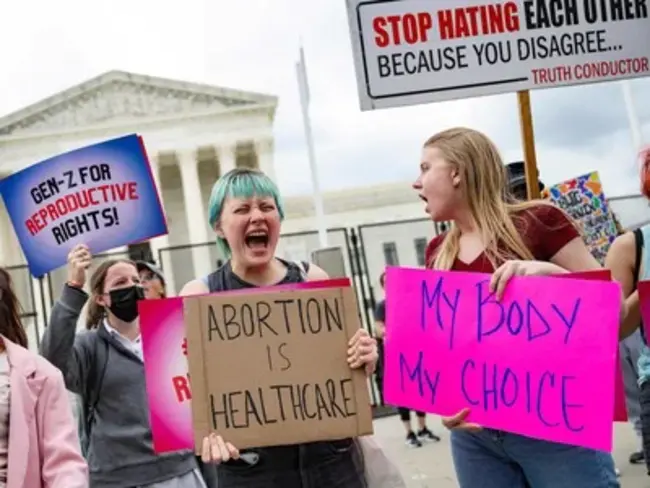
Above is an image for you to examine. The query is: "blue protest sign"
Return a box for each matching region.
[0,134,167,277]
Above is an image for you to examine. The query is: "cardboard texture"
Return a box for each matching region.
[184,285,374,451]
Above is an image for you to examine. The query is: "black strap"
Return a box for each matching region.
[634,229,643,289]
[634,229,646,345]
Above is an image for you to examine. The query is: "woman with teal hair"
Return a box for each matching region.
[180,168,378,488]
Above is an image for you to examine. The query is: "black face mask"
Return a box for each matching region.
[108,286,145,323]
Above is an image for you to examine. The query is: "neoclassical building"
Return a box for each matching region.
[0,70,278,347]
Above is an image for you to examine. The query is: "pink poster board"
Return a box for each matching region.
[554,270,627,423]
[383,267,621,452]
[140,277,352,453]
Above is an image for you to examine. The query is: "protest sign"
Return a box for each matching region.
[0,134,167,277]
[140,278,363,453]
[183,284,374,452]
[548,171,617,264]
[384,267,621,451]
[345,0,650,110]
[554,269,627,422]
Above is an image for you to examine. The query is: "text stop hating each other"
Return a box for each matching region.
[370,0,649,47]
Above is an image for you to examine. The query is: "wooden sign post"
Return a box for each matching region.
[517,91,541,201]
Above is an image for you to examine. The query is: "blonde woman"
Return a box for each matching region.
[413,127,620,487]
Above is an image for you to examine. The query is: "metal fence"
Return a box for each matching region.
[8,217,447,406]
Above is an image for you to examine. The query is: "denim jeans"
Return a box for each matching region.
[451,429,619,488]
[216,439,366,488]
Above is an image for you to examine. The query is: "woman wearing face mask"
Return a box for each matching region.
[0,267,87,488]
[414,127,621,488]
[40,250,206,488]
[180,168,378,488]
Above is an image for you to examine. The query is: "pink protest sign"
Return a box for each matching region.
[554,270,626,422]
[140,277,352,453]
[383,267,621,452]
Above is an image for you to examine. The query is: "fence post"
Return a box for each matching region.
[348,228,373,333]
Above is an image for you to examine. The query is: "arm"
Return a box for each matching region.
[179,279,210,297]
[39,285,92,394]
[604,233,640,339]
[551,236,629,337]
[37,365,89,488]
[306,264,329,281]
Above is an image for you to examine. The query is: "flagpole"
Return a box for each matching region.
[621,80,643,151]
[296,45,328,248]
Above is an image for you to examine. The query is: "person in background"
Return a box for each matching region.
[606,147,650,476]
[505,160,545,201]
[181,168,378,488]
[416,127,620,487]
[136,260,167,299]
[609,212,645,466]
[40,247,206,488]
[373,271,440,448]
[0,267,87,488]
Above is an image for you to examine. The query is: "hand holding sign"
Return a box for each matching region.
[489,260,565,300]
[67,243,92,287]
[347,329,378,375]
[441,407,482,433]
[201,434,240,465]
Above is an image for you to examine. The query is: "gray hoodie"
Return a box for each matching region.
[40,284,197,488]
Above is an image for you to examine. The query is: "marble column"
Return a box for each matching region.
[178,149,212,280]
[148,153,176,294]
[217,143,237,177]
[255,138,276,182]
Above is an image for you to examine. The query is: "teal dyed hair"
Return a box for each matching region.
[207,168,284,257]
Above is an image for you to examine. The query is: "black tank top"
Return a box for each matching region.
[204,258,310,292]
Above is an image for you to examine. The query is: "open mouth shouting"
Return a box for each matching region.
[244,230,270,252]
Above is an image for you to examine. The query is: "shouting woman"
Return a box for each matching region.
[180,168,378,488]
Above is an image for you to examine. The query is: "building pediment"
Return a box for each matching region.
[0,70,277,136]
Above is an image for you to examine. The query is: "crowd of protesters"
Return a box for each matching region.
[1,132,649,488]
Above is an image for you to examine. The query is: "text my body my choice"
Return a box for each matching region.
[395,274,611,433]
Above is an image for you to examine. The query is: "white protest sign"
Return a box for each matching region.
[345,0,650,110]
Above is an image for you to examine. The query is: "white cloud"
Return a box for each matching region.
[1,0,649,200]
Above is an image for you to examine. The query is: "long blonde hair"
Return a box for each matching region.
[427,127,556,270]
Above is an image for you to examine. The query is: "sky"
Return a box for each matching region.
[0,0,649,198]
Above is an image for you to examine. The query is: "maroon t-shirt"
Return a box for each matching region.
[425,205,580,273]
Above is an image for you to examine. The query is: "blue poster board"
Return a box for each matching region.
[0,134,168,277]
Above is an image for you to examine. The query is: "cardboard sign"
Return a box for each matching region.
[0,134,167,277]
[384,267,621,452]
[142,279,372,453]
[184,285,374,451]
[345,0,650,110]
[548,172,617,265]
